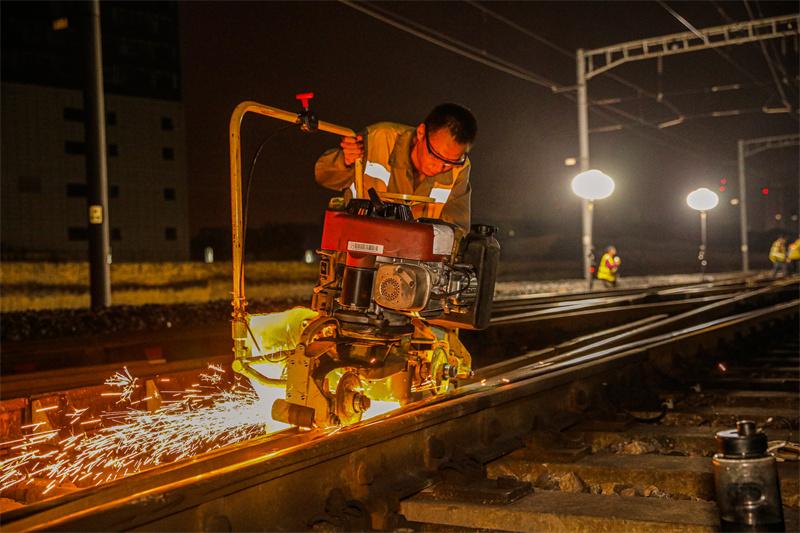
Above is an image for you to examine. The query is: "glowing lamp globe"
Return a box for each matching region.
[571,170,615,201]
[686,188,719,211]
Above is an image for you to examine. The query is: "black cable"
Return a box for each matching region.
[240,124,295,290]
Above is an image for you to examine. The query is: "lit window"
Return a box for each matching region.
[52,18,69,31]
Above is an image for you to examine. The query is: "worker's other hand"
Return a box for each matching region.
[340,135,364,166]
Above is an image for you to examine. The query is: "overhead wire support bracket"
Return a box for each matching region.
[740,133,800,158]
[583,14,800,80]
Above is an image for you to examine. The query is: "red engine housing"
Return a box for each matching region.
[320,210,447,266]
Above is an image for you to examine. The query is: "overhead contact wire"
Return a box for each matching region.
[338,0,560,92]
[743,0,794,113]
[341,0,740,164]
[466,1,685,118]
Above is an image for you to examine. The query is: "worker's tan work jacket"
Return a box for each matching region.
[314,122,472,236]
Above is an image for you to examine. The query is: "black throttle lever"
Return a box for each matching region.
[367,187,387,212]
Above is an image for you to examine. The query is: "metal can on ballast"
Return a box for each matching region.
[713,420,784,532]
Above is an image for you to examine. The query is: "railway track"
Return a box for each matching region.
[0,276,796,530]
[0,274,768,383]
[0,275,780,416]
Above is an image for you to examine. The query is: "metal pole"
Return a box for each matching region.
[577,48,593,289]
[700,211,708,280]
[585,200,594,290]
[737,140,749,272]
[83,0,111,309]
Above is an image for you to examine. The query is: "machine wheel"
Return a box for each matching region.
[335,372,371,426]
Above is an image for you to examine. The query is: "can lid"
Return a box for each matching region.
[715,420,768,457]
[472,224,498,236]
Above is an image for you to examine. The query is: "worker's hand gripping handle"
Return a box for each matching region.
[295,93,364,198]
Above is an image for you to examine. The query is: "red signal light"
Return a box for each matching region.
[761,187,769,195]
[720,178,727,185]
[719,186,726,192]
[590,267,596,273]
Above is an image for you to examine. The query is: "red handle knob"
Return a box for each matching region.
[295,92,314,110]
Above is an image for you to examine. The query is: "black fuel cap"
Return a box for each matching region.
[472,224,498,236]
[715,420,768,458]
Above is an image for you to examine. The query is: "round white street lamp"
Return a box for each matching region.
[571,169,615,290]
[686,187,719,279]
[571,169,615,201]
[686,187,719,211]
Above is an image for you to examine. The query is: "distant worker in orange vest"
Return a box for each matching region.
[788,236,800,274]
[768,236,788,278]
[315,103,477,238]
[597,246,622,288]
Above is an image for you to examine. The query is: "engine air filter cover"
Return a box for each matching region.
[373,263,431,311]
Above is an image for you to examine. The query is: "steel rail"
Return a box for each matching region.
[473,279,797,380]
[1,279,774,400]
[491,274,768,312]
[490,293,730,325]
[0,354,233,401]
[2,284,796,531]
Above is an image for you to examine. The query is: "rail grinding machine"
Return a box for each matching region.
[228,95,499,428]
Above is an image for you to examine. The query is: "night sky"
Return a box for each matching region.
[179,1,799,254]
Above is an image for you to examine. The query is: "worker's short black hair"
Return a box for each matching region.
[424,103,477,145]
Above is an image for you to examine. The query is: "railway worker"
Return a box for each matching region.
[314,103,477,237]
[787,236,800,274]
[768,236,789,278]
[596,246,621,288]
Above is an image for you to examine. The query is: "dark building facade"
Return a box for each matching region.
[1,1,189,261]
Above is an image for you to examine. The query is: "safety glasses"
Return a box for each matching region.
[424,129,467,167]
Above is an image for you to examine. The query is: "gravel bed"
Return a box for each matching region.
[1,297,308,343]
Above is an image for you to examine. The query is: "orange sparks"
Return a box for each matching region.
[0,363,286,497]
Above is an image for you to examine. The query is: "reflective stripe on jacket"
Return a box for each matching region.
[314,122,471,235]
[597,253,621,282]
[769,240,787,263]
